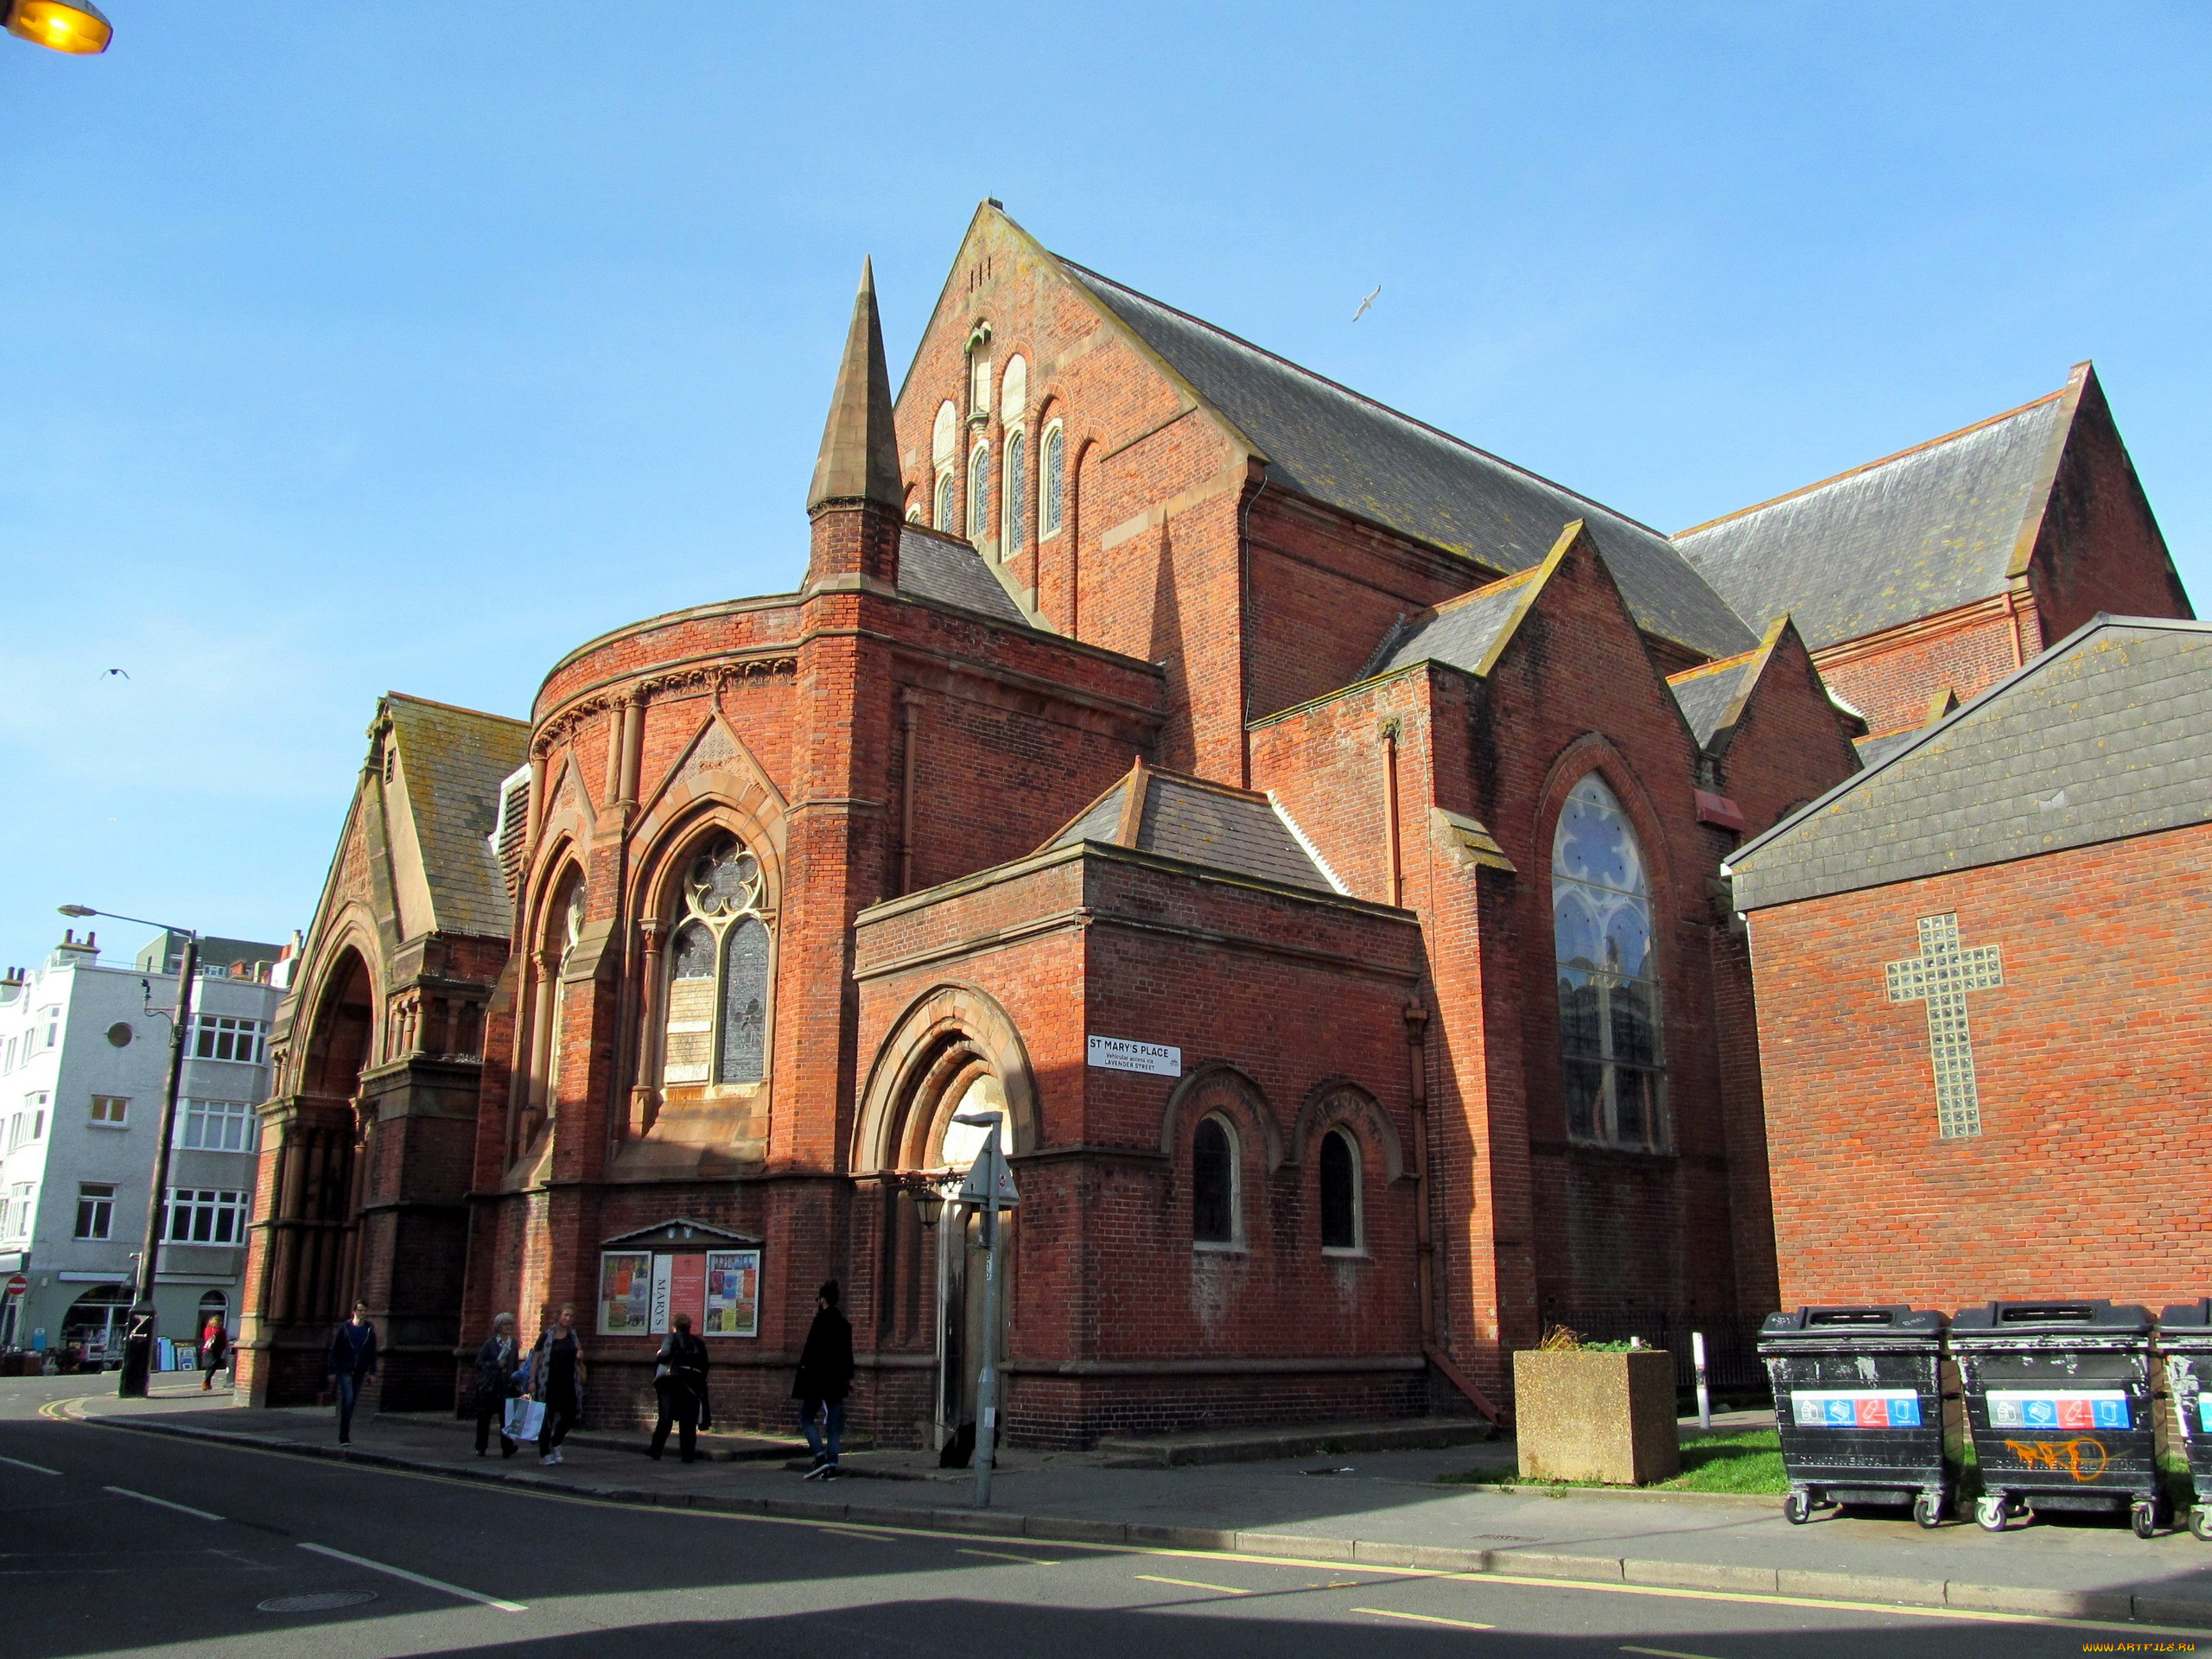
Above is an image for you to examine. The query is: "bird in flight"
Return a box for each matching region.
[100,668,130,679]
[1352,285,1382,321]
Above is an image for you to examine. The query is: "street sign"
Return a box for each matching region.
[3,1274,25,1297]
[957,1157,1019,1208]
[1087,1035,1181,1077]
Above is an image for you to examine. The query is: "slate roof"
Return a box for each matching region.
[1675,381,2075,652]
[385,693,531,938]
[1371,569,1541,679]
[1668,652,1763,751]
[1046,762,1338,894]
[897,523,1031,627]
[1059,261,1756,662]
[1726,616,2212,911]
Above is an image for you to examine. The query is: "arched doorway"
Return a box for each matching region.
[306,949,373,1097]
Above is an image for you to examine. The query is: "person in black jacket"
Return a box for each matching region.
[792,1281,854,1478]
[327,1302,378,1446]
[649,1312,711,1463]
[531,1304,585,1466]
[473,1312,521,1458]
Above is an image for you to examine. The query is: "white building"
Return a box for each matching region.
[0,927,289,1365]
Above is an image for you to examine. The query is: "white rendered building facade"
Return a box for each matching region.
[0,929,285,1362]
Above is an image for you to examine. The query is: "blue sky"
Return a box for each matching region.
[2,3,2205,976]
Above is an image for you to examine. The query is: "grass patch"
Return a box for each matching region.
[1435,1427,1788,1496]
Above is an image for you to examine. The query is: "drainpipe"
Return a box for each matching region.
[1381,719,1403,907]
[898,690,921,897]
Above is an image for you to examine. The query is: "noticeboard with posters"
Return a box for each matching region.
[598,1219,762,1338]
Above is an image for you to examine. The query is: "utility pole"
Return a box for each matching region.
[951,1111,1016,1508]
[118,931,196,1397]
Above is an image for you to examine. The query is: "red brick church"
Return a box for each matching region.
[235,204,2190,1442]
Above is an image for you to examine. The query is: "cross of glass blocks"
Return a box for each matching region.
[1885,913,2004,1139]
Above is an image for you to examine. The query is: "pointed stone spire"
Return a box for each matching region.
[808,257,902,512]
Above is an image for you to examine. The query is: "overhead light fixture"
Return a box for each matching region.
[5,0,113,55]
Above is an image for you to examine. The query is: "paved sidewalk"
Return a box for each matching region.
[54,1378,2212,1630]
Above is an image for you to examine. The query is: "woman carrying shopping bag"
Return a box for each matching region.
[531,1304,585,1466]
[474,1313,523,1457]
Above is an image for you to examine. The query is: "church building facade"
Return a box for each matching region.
[238,205,2189,1444]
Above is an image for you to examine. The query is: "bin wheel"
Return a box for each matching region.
[1783,1491,1813,1525]
[2190,1507,2212,1542]
[2132,1501,2159,1541]
[1913,1491,1943,1529]
[1975,1494,2009,1533]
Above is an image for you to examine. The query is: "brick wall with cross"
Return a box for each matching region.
[1744,819,2212,1313]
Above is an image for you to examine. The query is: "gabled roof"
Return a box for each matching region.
[1726,615,2212,912]
[1675,369,2084,652]
[1664,615,1795,754]
[1056,257,1756,662]
[896,523,1031,627]
[1044,759,1338,894]
[385,693,531,938]
[1370,565,1545,681]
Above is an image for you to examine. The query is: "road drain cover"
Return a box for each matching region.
[257,1592,378,1613]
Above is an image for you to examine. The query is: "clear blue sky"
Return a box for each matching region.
[3,3,2205,977]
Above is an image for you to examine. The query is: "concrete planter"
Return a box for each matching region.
[1512,1349,1680,1485]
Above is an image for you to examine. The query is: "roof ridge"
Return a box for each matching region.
[385,690,529,728]
[1675,382,2072,541]
[1666,648,1759,684]
[1429,563,1545,616]
[1141,762,1274,805]
[1054,257,1678,543]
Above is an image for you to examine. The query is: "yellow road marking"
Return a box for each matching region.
[1624,1648,1726,1659]
[1355,1607,1496,1630]
[1136,1573,1249,1594]
[816,1526,894,1541]
[957,1547,1061,1565]
[62,1411,2212,1641]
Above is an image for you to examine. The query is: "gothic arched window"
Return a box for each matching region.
[934,472,957,533]
[662,834,772,1088]
[969,442,991,543]
[543,875,586,1103]
[1553,774,1667,1152]
[1039,423,1065,538]
[1319,1128,1360,1251]
[1003,428,1027,555]
[1192,1114,1239,1247]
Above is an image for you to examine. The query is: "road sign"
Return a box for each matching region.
[3,1274,26,1296]
[958,1157,1019,1207]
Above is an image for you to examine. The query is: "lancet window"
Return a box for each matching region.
[969,442,991,543]
[1552,774,1667,1152]
[1039,423,1065,538]
[1003,428,1027,554]
[543,876,586,1103]
[661,834,772,1088]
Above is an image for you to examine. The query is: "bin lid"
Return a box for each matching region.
[1757,1306,1943,1351]
[2159,1300,2212,1340]
[1949,1299,2152,1340]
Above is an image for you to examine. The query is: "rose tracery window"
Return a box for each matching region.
[1553,774,1668,1153]
[662,835,772,1087]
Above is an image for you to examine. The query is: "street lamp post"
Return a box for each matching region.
[950,1111,1012,1508]
[3,0,113,54]
[59,906,196,1397]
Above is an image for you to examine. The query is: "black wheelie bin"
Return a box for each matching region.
[1950,1300,2162,1537]
[2158,1301,2212,1541]
[1758,1306,1949,1527]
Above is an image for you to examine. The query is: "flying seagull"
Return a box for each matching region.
[1352,284,1382,321]
[100,668,130,679]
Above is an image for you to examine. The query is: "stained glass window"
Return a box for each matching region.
[660,835,772,1090]
[1553,774,1667,1152]
[1040,424,1065,538]
[935,472,956,532]
[1004,429,1027,555]
[969,442,991,543]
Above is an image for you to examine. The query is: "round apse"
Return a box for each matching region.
[105,1023,132,1047]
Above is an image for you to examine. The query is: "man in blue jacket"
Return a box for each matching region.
[327,1301,378,1446]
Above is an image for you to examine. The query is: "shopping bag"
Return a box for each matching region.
[504,1396,545,1441]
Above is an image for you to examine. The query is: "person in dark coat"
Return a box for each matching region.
[531,1303,585,1466]
[327,1301,378,1445]
[649,1312,711,1463]
[792,1281,854,1478]
[198,1316,228,1391]
[473,1312,521,1458]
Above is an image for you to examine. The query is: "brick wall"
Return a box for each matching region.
[1746,822,2212,1312]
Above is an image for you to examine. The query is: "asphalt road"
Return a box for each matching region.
[0,1377,2183,1658]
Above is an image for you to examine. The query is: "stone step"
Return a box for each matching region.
[1096,1414,1497,1468]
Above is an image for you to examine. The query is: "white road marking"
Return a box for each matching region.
[298,1542,526,1612]
[0,1455,61,1475]
[1357,1607,1496,1630]
[104,1485,222,1521]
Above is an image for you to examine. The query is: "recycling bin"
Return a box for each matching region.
[2158,1301,2212,1541]
[1758,1306,1948,1528]
[1950,1300,2162,1537]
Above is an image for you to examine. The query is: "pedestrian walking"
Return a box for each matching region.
[792,1281,854,1479]
[198,1315,229,1391]
[327,1301,378,1446]
[473,1312,522,1458]
[650,1312,711,1464]
[531,1303,585,1466]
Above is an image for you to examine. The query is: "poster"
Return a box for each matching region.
[703,1249,760,1338]
[649,1253,674,1334]
[599,1251,652,1333]
[669,1252,706,1334]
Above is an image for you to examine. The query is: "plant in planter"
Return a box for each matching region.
[1512,1326,1681,1484]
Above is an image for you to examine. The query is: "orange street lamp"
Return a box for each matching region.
[3,0,112,54]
